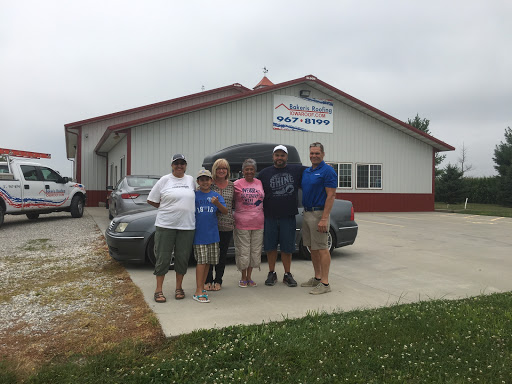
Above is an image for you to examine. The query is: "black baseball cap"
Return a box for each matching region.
[172,154,187,163]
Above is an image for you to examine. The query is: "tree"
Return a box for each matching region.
[493,127,512,206]
[457,142,474,176]
[435,164,465,204]
[407,114,446,177]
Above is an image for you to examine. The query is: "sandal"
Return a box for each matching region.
[213,283,222,291]
[247,280,257,287]
[239,280,248,288]
[192,294,210,303]
[175,288,185,300]
[154,291,166,303]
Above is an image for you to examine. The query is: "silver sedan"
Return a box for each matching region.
[107,175,160,219]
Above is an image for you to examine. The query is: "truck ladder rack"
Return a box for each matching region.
[0,148,51,159]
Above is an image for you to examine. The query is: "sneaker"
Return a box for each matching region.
[247,280,257,287]
[239,280,248,288]
[265,272,277,286]
[310,283,331,295]
[301,277,321,287]
[283,273,297,287]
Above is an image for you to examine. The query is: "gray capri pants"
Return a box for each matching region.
[153,226,195,276]
[233,228,264,271]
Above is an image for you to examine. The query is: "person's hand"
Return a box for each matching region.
[211,196,219,206]
[317,218,328,233]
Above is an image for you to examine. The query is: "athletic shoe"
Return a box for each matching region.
[283,273,297,287]
[265,272,277,286]
[301,277,321,287]
[310,283,331,295]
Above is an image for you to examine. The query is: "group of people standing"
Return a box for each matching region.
[147,142,337,304]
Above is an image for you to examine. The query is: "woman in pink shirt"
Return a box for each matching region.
[233,159,265,287]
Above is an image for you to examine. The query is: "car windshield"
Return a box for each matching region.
[126,177,160,188]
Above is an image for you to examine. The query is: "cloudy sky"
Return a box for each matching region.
[1,0,510,177]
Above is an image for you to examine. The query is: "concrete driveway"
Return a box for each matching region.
[87,208,512,337]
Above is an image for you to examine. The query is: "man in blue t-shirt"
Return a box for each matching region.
[193,169,227,303]
[258,145,307,287]
[300,142,337,295]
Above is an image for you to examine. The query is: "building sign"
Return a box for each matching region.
[273,95,334,133]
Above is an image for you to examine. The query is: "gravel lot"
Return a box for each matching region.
[0,211,161,374]
[0,212,105,333]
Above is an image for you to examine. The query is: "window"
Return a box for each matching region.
[40,167,61,182]
[356,164,382,189]
[20,165,39,181]
[120,156,125,180]
[327,163,352,189]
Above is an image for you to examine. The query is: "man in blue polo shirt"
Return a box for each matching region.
[300,142,337,294]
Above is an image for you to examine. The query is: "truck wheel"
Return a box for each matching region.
[0,207,4,228]
[299,228,336,260]
[26,213,40,220]
[70,195,84,218]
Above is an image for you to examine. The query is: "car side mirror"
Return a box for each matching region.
[107,185,114,191]
[61,177,70,183]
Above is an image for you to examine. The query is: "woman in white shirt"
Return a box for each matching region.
[147,154,196,303]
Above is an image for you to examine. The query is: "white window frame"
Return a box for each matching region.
[356,163,383,190]
[109,163,114,186]
[120,156,125,180]
[327,162,353,189]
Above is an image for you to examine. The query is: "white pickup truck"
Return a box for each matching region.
[0,155,87,228]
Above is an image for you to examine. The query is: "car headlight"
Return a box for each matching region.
[115,222,130,233]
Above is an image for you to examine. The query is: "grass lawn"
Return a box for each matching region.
[4,292,512,383]
[434,202,512,218]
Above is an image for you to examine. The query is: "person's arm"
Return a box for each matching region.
[318,187,336,233]
[211,196,228,214]
[147,200,160,208]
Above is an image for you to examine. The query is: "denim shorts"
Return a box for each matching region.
[263,216,296,254]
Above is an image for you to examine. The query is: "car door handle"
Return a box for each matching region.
[25,185,29,189]
[45,185,50,189]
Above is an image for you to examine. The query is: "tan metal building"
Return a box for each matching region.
[64,74,454,211]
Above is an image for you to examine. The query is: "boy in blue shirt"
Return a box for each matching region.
[193,169,228,303]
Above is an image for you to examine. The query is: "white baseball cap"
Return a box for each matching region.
[273,145,288,154]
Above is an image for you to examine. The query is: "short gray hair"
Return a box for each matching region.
[309,142,324,153]
[242,158,257,171]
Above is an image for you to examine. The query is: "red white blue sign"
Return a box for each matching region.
[273,95,334,133]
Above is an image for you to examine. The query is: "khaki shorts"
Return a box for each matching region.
[233,228,263,271]
[193,243,219,265]
[301,210,329,251]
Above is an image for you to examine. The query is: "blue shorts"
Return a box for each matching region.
[263,216,297,254]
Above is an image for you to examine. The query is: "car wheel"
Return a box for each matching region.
[146,235,175,270]
[26,213,40,220]
[299,228,336,260]
[0,206,5,228]
[70,195,84,218]
[108,210,114,220]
